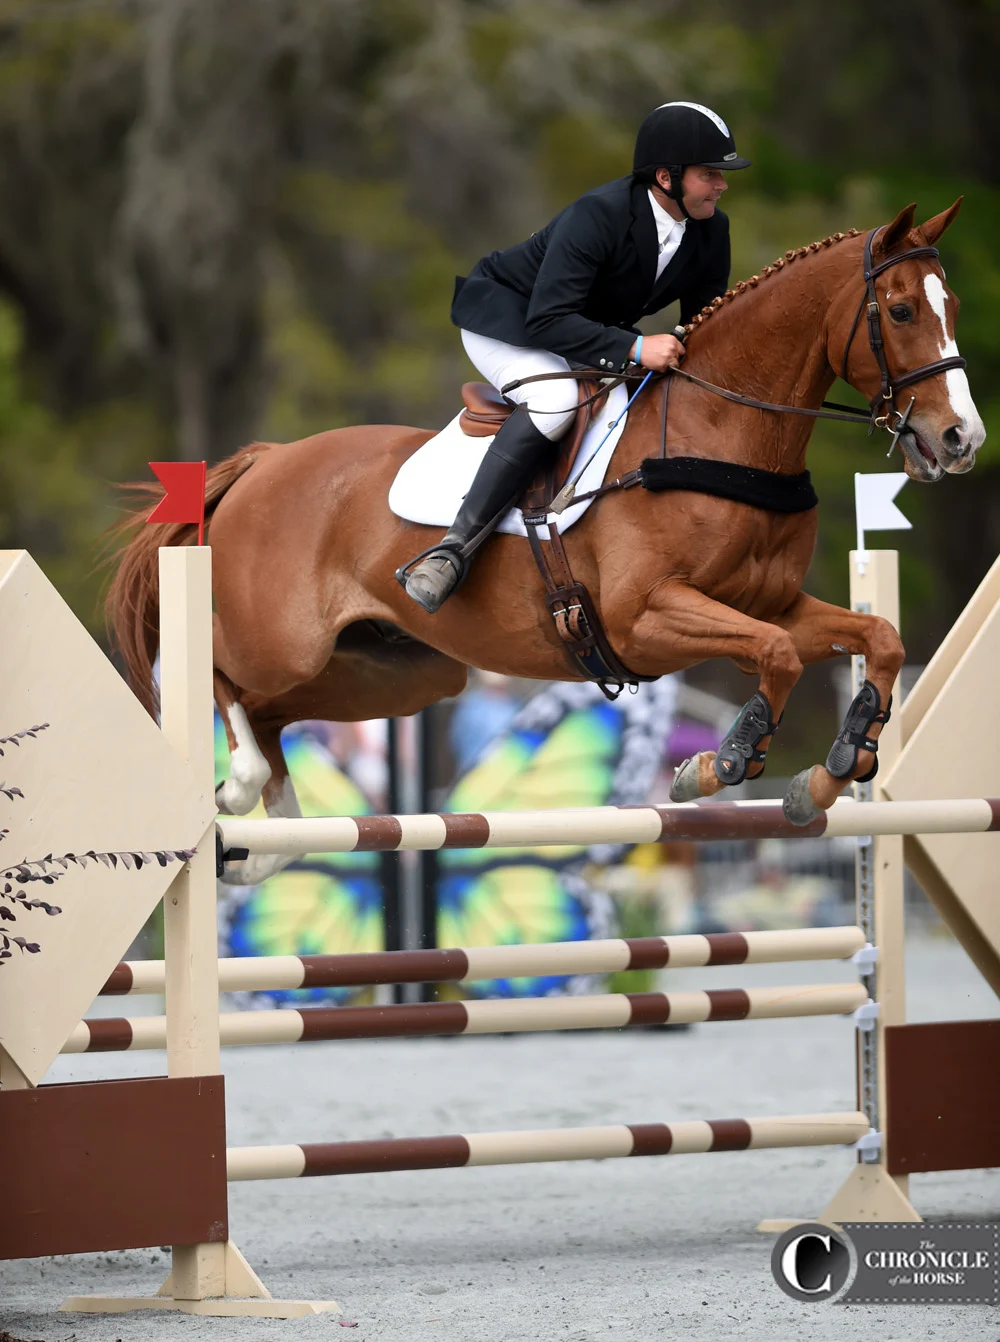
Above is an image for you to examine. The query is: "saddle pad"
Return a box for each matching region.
[387,383,629,538]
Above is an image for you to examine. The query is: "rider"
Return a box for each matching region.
[401,101,751,613]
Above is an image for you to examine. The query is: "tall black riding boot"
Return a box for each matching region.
[399,408,554,613]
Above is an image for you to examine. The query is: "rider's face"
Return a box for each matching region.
[681,166,728,218]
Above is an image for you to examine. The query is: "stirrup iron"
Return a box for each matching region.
[395,543,465,588]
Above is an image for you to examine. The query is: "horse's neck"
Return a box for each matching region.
[632,250,855,474]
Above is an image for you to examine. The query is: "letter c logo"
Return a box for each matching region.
[781,1233,833,1293]
[771,1222,853,1302]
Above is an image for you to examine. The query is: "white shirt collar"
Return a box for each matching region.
[647,189,687,251]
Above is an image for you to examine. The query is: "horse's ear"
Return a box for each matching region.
[917,197,963,246]
[874,203,917,257]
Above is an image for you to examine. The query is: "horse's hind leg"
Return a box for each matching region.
[214,669,273,816]
[214,665,303,884]
[219,712,303,886]
[771,593,904,825]
[218,635,468,886]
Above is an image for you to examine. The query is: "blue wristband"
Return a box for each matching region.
[634,335,643,365]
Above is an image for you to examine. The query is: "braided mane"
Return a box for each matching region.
[682,227,863,337]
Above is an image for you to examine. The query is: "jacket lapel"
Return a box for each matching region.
[627,179,657,298]
[644,221,700,312]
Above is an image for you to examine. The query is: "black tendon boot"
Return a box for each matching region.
[398,408,554,613]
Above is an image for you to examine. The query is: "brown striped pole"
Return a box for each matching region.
[225,1111,871,1180]
[100,925,868,996]
[216,797,1000,858]
[65,982,869,1053]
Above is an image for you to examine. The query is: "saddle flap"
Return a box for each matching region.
[460,382,513,435]
[522,380,607,511]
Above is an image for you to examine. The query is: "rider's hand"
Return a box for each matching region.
[630,333,685,371]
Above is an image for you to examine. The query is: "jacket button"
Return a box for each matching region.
[599,358,607,366]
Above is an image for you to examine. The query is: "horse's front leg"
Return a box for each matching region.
[770,592,904,825]
[609,582,805,801]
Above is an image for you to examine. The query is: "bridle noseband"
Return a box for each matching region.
[839,226,967,447]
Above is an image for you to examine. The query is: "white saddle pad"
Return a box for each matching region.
[388,383,629,537]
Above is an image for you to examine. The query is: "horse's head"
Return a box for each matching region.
[835,200,985,482]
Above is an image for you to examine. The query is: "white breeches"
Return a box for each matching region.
[460,330,578,440]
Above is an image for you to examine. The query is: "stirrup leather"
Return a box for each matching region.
[825,679,892,782]
[713,690,782,786]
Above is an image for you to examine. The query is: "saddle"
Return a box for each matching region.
[459,380,606,503]
[458,379,651,701]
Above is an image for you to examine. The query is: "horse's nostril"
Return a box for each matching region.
[942,423,966,454]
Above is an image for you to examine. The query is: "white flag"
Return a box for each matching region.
[855,472,910,570]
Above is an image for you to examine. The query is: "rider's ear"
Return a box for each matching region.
[917,197,963,247]
[875,203,917,257]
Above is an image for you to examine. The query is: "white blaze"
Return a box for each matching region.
[922,273,985,444]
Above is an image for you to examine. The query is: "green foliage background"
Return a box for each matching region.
[0,0,996,764]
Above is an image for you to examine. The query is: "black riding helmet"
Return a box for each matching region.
[633,102,750,216]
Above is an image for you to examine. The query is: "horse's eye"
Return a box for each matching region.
[888,304,912,323]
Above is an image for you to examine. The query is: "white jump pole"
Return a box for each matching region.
[216,796,999,857]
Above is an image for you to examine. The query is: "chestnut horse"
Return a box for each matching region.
[107,201,984,883]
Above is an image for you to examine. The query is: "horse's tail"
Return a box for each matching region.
[104,444,269,718]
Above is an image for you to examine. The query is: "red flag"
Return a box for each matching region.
[146,461,208,545]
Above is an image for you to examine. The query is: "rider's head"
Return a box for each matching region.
[633,102,750,221]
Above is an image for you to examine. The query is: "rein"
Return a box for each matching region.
[502,225,968,511]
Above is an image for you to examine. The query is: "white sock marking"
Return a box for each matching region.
[220,774,303,886]
[216,702,271,815]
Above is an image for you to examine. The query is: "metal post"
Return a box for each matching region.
[382,717,403,1004]
[395,713,423,1004]
[418,708,438,1004]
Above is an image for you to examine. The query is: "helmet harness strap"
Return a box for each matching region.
[663,165,691,219]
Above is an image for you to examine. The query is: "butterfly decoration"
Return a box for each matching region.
[216,719,385,1009]
[438,678,678,998]
[216,677,678,1008]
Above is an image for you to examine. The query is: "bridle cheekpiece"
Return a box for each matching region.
[840,226,968,452]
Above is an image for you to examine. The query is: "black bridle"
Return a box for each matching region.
[836,226,967,444]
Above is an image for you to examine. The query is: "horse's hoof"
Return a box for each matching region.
[669,756,703,802]
[783,768,822,827]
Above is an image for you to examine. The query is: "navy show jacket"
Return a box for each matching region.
[451,175,731,373]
